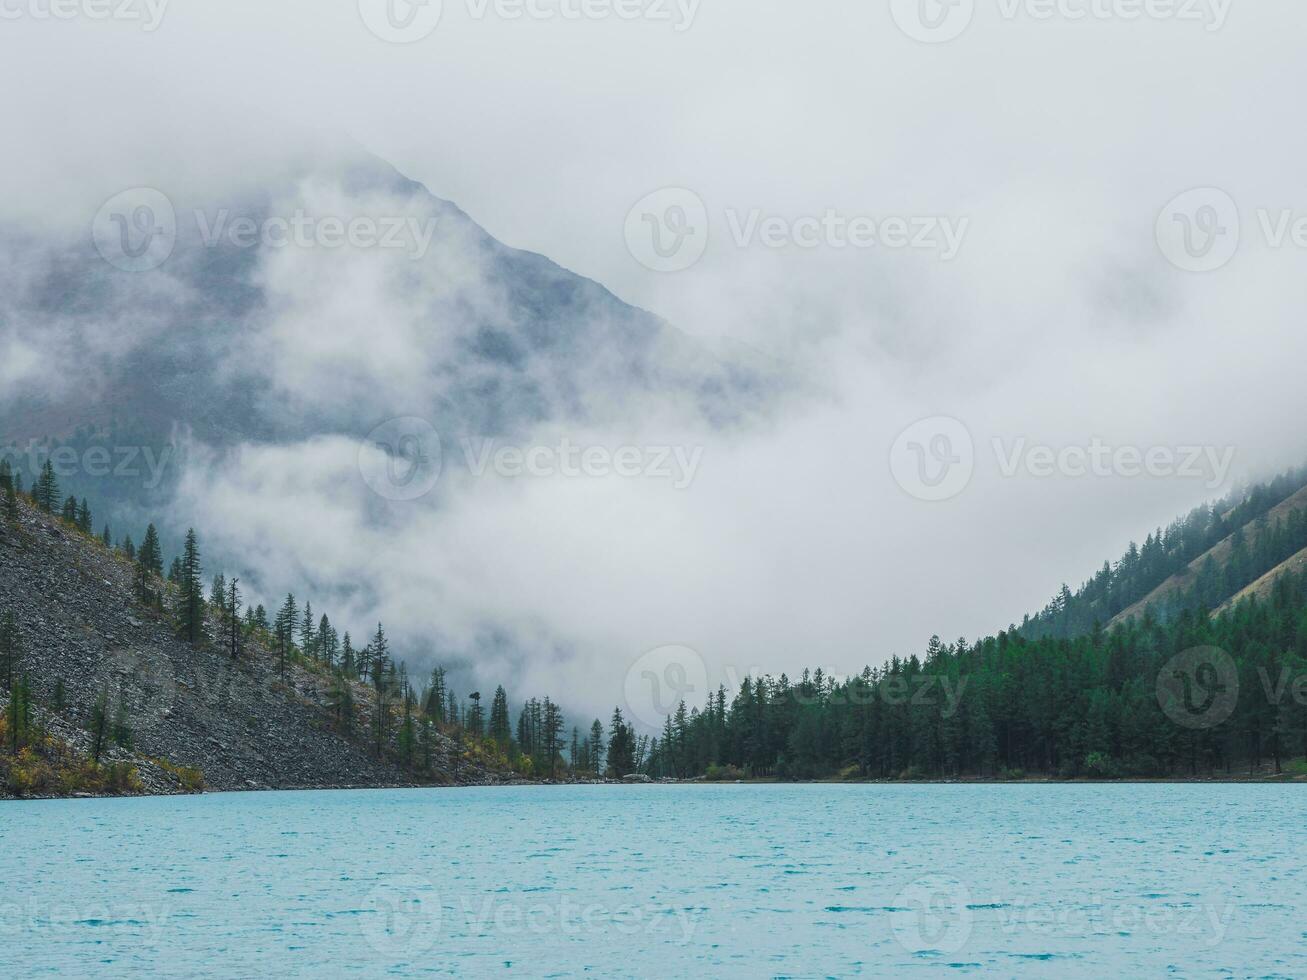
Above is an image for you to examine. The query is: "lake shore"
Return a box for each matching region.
[7,768,1306,801]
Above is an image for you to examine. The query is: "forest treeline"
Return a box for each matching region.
[644,579,1307,779]
[6,456,1307,786]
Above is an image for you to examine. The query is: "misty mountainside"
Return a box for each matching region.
[1019,465,1307,641]
[0,150,770,522]
[0,493,517,798]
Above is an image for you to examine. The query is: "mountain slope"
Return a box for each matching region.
[1215,545,1307,615]
[1107,482,1307,628]
[1020,467,1307,639]
[0,495,513,797]
[3,152,767,444]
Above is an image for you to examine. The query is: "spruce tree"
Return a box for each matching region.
[489,685,511,745]
[371,624,392,755]
[138,524,163,577]
[33,460,59,513]
[318,614,336,668]
[341,632,356,679]
[6,676,30,753]
[209,573,227,611]
[0,612,20,692]
[425,667,447,723]
[227,578,243,659]
[275,594,297,678]
[300,602,316,661]
[112,686,133,749]
[543,699,564,778]
[589,719,604,775]
[176,529,205,643]
[467,691,484,736]
[90,685,111,763]
[607,708,635,777]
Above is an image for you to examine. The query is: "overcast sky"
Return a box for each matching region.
[5,1,1307,725]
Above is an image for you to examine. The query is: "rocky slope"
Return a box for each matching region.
[0,498,514,797]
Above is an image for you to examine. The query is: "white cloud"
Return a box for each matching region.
[5,1,1307,725]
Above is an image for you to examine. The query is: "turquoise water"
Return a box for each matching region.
[2,784,1304,977]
